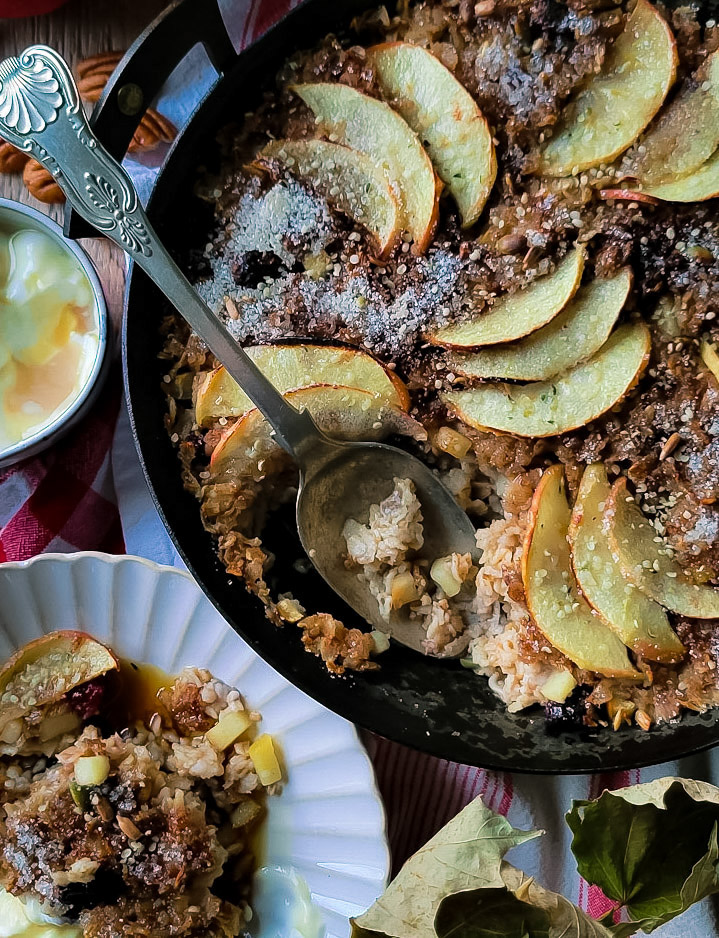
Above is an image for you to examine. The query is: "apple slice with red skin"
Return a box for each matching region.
[522,465,637,677]
[209,384,423,482]
[195,343,409,428]
[431,245,585,348]
[447,268,632,382]
[442,322,651,438]
[368,42,496,227]
[605,477,719,618]
[259,139,401,258]
[568,464,685,663]
[633,50,719,187]
[292,82,440,253]
[0,631,119,728]
[538,0,677,176]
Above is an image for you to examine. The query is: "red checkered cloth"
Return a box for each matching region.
[0,368,124,562]
[0,4,712,932]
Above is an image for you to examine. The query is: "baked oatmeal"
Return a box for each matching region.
[162,0,719,732]
[0,632,279,936]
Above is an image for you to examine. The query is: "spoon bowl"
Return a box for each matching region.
[297,437,479,654]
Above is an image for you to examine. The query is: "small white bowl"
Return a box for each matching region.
[0,552,389,938]
[0,199,110,469]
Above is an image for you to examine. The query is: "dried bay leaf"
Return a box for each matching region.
[351,797,541,938]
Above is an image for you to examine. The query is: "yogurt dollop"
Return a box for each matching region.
[0,228,99,452]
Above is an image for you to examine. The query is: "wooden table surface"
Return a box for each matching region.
[0,0,169,330]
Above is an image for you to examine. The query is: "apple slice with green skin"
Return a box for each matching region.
[638,149,719,202]
[568,464,685,663]
[292,83,439,252]
[195,343,410,427]
[442,322,650,438]
[368,42,496,227]
[538,0,677,176]
[0,631,119,727]
[633,51,719,187]
[431,246,585,348]
[210,384,424,481]
[448,268,632,381]
[606,477,719,618]
[259,139,401,258]
[522,465,637,677]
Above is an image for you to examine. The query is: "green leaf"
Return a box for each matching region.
[568,777,719,932]
[434,886,551,938]
[350,797,541,938]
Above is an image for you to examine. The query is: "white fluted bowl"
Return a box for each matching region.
[0,552,389,938]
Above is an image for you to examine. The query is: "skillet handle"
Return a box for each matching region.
[64,0,236,240]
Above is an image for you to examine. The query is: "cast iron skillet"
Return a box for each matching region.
[69,0,719,772]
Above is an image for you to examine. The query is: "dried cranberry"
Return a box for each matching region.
[67,678,107,721]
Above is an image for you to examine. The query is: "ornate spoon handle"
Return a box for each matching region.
[0,45,324,460]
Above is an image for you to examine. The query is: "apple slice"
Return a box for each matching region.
[0,631,119,725]
[292,82,439,252]
[605,477,719,618]
[195,343,410,427]
[210,384,424,481]
[448,268,631,381]
[368,42,496,227]
[260,139,400,257]
[442,322,650,438]
[538,0,677,176]
[432,246,585,348]
[638,149,719,202]
[568,464,685,662]
[522,465,637,677]
[633,50,719,187]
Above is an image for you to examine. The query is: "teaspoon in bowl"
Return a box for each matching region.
[0,45,479,655]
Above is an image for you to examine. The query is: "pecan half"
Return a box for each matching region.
[23,159,65,204]
[75,51,177,154]
[76,51,123,102]
[0,139,29,174]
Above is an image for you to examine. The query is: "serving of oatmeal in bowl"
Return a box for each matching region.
[0,553,388,938]
[119,0,719,769]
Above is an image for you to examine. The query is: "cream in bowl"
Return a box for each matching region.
[0,200,107,467]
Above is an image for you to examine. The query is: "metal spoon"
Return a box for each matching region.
[0,45,479,655]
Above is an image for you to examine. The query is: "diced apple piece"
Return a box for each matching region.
[210,384,424,481]
[702,339,719,382]
[449,268,632,381]
[74,754,110,788]
[195,343,409,427]
[633,51,719,186]
[292,82,439,251]
[606,477,719,618]
[249,734,282,785]
[260,139,400,257]
[521,465,636,677]
[568,464,685,662]
[206,709,252,751]
[434,426,472,459]
[390,571,421,608]
[541,670,577,703]
[430,556,463,597]
[0,631,119,725]
[432,246,585,348]
[639,149,719,202]
[442,322,650,438]
[368,42,496,227]
[538,0,677,176]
